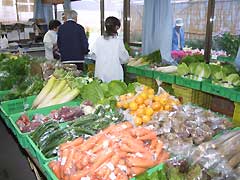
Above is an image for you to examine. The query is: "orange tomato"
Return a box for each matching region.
[144,99,152,106]
[140,92,148,100]
[153,96,161,102]
[136,108,145,116]
[148,88,155,95]
[142,115,151,123]
[148,94,154,99]
[129,102,138,111]
[145,107,154,116]
[152,102,161,111]
[119,95,127,101]
[122,102,129,109]
[139,104,146,108]
[134,117,142,126]
[135,96,144,105]
[116,102,122,108]
[164,105,172,111]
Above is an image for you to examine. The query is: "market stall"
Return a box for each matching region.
[0,53,239,180]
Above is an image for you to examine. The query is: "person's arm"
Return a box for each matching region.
[80,27,89,54]
[57,28,62,53]
[181,28,185,49]
[119,40,129,64]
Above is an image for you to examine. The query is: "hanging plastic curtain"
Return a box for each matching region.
[142,0,173,62]
[235,46,240,71]
[34,0,53,24]
[63,0,71,10]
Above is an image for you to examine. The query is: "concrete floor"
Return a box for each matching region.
[0,118,39,180]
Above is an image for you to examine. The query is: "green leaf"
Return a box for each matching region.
[108,80,128,96]
[177,63,189,76]
[81,80,104,104]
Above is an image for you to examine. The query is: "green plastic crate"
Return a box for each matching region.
[43,162,165,180]
[175,76,202,90]
[217,56,235,63]
[153,71,176,84]
[138,65,154,78]
[8,101,80,151]
[201,81,230,98]
[229,88,240,102]
[44,163,58,180]
[0,96,36,117]
[126,65,138,74]
[0,90,10,102]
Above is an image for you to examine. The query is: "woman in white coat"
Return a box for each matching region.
[91,16,129,82]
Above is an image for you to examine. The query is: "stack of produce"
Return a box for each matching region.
[117,86,180,125]
[127,50,162,66]
[49,122,169,180]
[80,79,139,106]
[16,101,95,133]
[30,105,124,158]
[144,104,232,150]
[150,61,177,73]
[167,129,240,179]
[177,62,211,81]
[0,54,45,100]
[32,69,92,109]
[210,63,240,88]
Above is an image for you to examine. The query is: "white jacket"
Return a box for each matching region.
[43,30,57,60]
[91,36,129,82]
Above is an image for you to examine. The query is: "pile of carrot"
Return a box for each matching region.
[49,121,169,180]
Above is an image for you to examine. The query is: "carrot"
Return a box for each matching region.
[150,138,157,150]
[157,151,170,163]
[120,143,139,153]
[81,134,104,151]
[122,137,147,153]
[127,156,156,168]
[51,161,61,179]
[155,141,163,159]
[69,170,90,180]
[90,150,114,174]
[64,148,76,176]
[131,166,146,175]
[131,127,151,137]
[138,132,157,140]
[60,148,70,179]
[60,137,83,150]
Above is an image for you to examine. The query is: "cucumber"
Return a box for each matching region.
[71,114,98,127]
[39,129,67,151]
[31,121,58,142]
[37,126,61,147]
[42,133,72,155]
[71,127,95,136]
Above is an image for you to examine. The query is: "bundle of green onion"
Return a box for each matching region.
[32,69,91,109]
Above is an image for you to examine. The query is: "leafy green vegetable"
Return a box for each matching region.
[0,55,30,90]
[189,63,198,74]
[108,80,127,96]
[194,63,211,79]
[181,55,204,65]
[177,63,189,76]
[222,63,237,75]
[142,50,162,64]
[81,80,105,104]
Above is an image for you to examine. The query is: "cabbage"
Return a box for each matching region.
[177,63,189,76]
[222,64,237,75]
[189,63,198,74]
[212,71,224,81]
[194,63,211,79]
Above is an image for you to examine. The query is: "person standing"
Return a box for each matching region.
[57,10,89,68]
[172,18,185,51]
[43,20,61,60]
[91,16,129,82]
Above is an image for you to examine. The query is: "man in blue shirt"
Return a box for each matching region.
[57,10,89,65]
[172,18,185,51]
